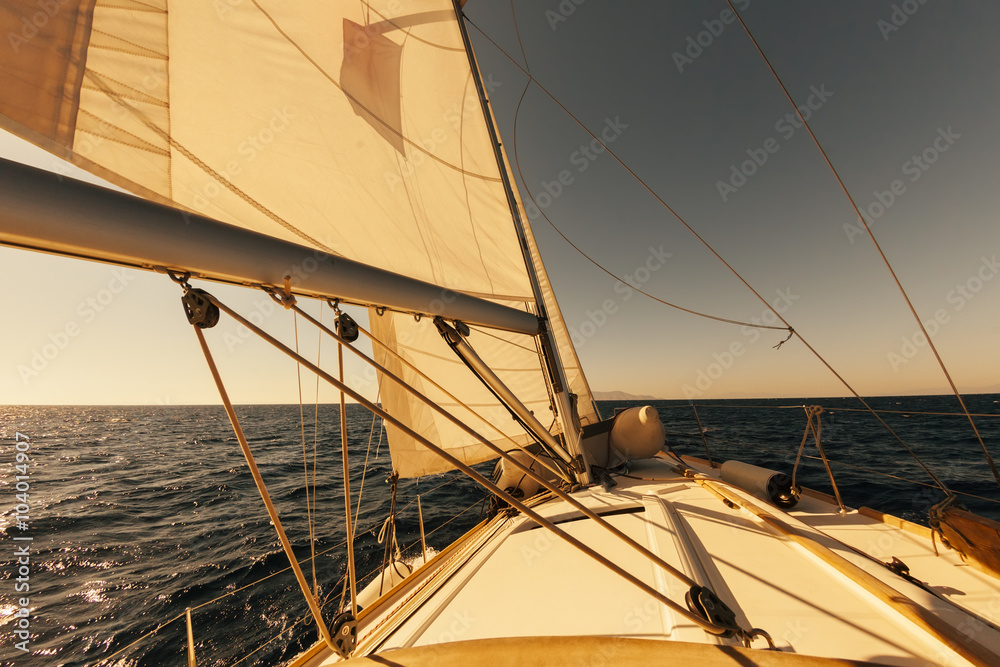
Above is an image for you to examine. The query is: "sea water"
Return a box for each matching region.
[1,395,998,665]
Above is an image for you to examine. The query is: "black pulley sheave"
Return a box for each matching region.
[336,311,359,342]
[182,289,220,329]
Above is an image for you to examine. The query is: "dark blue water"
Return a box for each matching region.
[1,395,998,665]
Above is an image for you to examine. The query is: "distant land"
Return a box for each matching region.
[593,390,663,401]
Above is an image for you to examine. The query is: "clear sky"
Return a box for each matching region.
[2,1,999,404]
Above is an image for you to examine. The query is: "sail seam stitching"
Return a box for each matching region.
[90,29,165,57]
[81,83,167,108]
[76,109,169,155]
[88,43,167,60]
[95,3,165,12]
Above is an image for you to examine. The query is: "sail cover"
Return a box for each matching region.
[0,0,597,476]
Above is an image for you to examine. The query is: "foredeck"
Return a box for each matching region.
[296,455,1000,666]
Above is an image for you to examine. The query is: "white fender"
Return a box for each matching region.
[611,405,665,460]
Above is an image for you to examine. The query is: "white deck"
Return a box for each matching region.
[296,455,1000,666]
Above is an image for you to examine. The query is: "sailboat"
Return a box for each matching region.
[2,0,1000,664]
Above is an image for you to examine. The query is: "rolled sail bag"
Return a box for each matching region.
[720,460,799,508]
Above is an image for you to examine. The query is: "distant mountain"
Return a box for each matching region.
[593,390,662,401]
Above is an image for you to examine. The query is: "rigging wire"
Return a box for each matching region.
[93,469,475,666]
[467,12,954,498]
[205,290,749,637]
[354,388,383,526]
[293,311,319,598]
[470,17,789,333]
[341,314,567,481]
[659,403,1000,418]
[336,307,360,617]
[375,406,386,459]
[511,83,788,332]
[311,306,322,595]
[466,324,538,354]
[725,0,999,488]
[191,322,336,649]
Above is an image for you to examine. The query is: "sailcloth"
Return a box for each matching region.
[0,0,597,476]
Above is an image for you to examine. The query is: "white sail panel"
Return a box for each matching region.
[371,309,553,478]
[0,0,598,477]
[0,0,533,301]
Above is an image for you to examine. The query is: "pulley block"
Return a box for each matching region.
[182,289,220,329]
[337,312,359,342]
[331,611,357,658]
[686,585,739,638]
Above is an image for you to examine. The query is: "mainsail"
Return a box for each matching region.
[0,0,597,476]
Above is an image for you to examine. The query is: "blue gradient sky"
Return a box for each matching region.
[2,1,998,404]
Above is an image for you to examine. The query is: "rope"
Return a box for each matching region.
[91,610,189,665]
[712,437,1000,506]
[791,407,818,496]
[311,306,323,595]
[353,318,540,450]
[229,615,308,666]
[477,15,791,333]
[204,289,744,636]
[689,403,715,468]
[346,317,526,447]
[95,473,476,666]
[398,497,485,556]
[726,0,999,488]
[793,405,844,512]
[660,403,1000,417]
[378,472,402,598]
[375,408,385,458]
[509,82,788,332]
[337,312,359,616]
[190,323,336,650]
[353,388,382,526]
[294,304,567,482]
